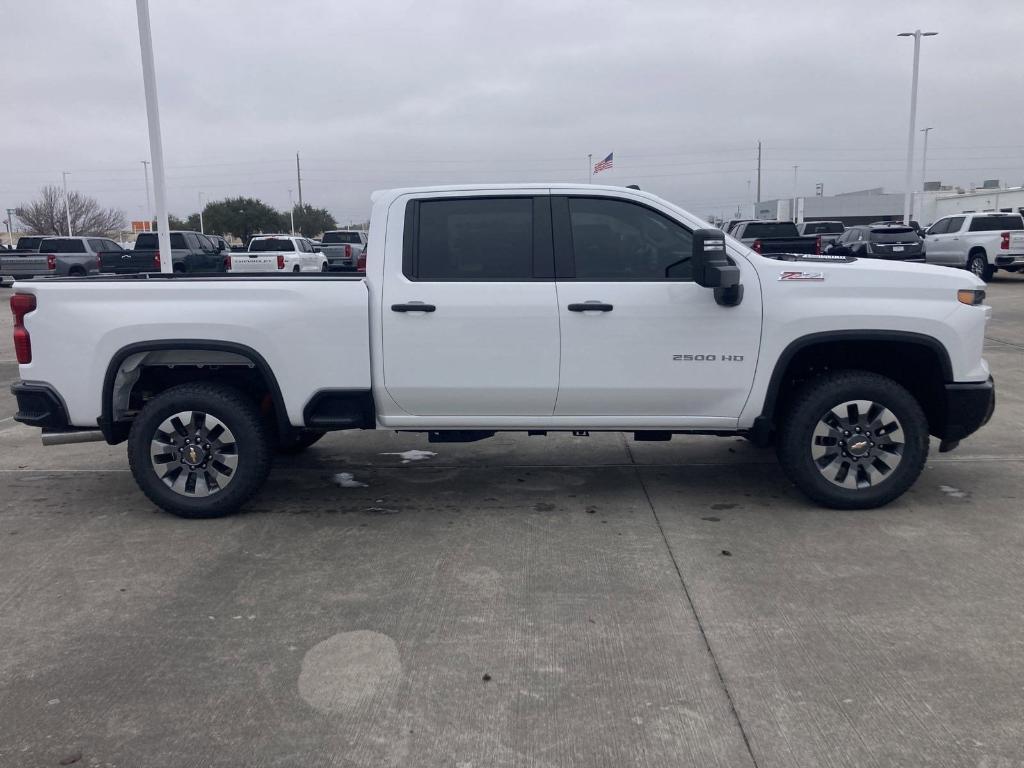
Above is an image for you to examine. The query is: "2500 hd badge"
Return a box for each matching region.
[673,354,745,361]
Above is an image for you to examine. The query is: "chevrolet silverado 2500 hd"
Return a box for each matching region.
[10,184,994,518]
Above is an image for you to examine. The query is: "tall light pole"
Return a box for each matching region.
[62,171,73,235]
[588,154,593,184]
[141,160,152,227]
[288,189,295,235]
[5,208,16,248]
[136,0,172,273]
[920,126,933,189]
[791,164,799,222]
[198,191,205,234]
[898,29,937,224]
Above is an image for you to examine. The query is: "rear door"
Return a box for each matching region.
[926,217,963,265]
[552,195,762,421]
[381,193,560,416]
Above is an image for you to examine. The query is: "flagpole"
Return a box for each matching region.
[588,154,592,184]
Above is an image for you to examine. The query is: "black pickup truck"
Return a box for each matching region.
[729,220,821,255]
[98,231,227,274]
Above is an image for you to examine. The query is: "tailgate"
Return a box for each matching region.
[230,254,279,272]
[100,250,156,273]
[1,254,51,275]
[1010,232,1024,251]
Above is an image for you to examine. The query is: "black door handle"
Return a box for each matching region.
[391,303,436,312]
[568,302,613,312]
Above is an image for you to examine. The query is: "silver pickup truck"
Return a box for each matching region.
[0,236,116,279]
[319,230,367,271]
[924,211,1024,281]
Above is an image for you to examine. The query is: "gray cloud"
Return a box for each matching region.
[3,0,1023,226]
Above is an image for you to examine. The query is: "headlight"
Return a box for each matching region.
[957,289,986,306]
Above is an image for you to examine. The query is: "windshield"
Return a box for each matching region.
[322,231,362,244]
[802,222,844,234]
[743,222,800,238]
[250,238,295,252]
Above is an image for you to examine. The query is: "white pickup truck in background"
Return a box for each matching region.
[924,211,1024,280]
[10,184,994,518]
[228,235,328,273]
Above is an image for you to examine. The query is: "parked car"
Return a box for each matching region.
[10,183,994,518]
[99,231,226,274]
[729,220,821,255]
[825,224,924,261]
[1,236,115,279]
[319,230,368,271]
[797,220,845,249]
[923,212,1024,280]
[228,235,328,273]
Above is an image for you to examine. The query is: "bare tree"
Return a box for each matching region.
[15,185,126,236]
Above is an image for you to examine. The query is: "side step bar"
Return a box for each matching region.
[41,430,105,446]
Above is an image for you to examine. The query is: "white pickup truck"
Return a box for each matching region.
[10,184,994,518]
[924,211,1024,280]
[228,235,328,273]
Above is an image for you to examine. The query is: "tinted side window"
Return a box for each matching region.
[196,234,213,250]
[969,215,1024,232]
[568,197,693,281]
[945,216,965,233]
[88,239,106,252]
[414,197,533,280]
[927,219,949,235]
[170,233,188,249]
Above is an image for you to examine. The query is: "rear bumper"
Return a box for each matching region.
[936,377,994,445]
[11,382,71,430]
[994,253,1024,267]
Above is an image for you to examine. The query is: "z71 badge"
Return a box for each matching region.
[779,271,825,281]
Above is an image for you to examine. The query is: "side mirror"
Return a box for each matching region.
[691,229,742,307]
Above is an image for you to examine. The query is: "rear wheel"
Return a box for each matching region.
[777,370,929,509]
[127,383,272,518]
[967,251,994,281]
[173,263,187,275]
[68,266,86,277]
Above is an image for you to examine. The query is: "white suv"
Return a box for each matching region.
[924,211,1024,280]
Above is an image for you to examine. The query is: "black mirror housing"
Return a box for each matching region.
[691,228,743,306]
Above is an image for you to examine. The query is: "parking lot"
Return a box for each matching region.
[0,276,1022,767]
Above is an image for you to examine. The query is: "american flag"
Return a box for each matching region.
[593,152,613,173]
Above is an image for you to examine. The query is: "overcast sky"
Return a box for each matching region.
[3,0,1023,226]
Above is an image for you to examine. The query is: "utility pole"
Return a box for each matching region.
[296,152,303,209]
[899,29,938,224]
[756,141,762,204]
[5,208,16,248]
[588,153,593,184]
[792,165,799,222]
[141,160,152,227]
[920,126,933,189]
[136,0,173,272]
[62,171,73,236]
[288,189,295,235]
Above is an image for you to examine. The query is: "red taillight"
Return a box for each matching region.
[153,251,161,270]
[815,235,822,255]
[277,254,285,270]
[46,254,56,271]
[344,244,352,258]
[356,252,366,271]
[11,293,36,364]
[1001,232,1010,250]
[751,239,762,253]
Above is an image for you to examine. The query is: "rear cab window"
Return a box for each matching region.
[135,233,157,249]
[968,215,1024,232]
[323,231,362,244]
[742,222,800,239]
[250,238,295,252]
[40,238,87,253]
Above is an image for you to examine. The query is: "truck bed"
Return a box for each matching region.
[15,273,370,428]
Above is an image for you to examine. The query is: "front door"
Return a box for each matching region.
[382,194,560,417]
[552,195,762,421]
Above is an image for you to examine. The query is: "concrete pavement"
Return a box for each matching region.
[0,275,1022,767]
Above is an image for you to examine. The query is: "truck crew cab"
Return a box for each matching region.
[10,184,994,518]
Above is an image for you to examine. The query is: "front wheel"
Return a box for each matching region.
[127,383,272,518]
[776,370,929,509]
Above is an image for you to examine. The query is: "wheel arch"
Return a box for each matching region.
[754,330,953,443]
[99,340,289,444]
